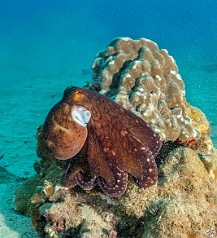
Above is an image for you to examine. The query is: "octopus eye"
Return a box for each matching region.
[74,89,84,101]
[71,105,91,127]
[76,89,83,95]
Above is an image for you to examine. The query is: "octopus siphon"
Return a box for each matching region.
[43,86,162,197]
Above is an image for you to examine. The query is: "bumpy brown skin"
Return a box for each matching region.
[43,87,162,197]
[43,100,88,160]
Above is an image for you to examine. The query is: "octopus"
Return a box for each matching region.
[43,86,162,197]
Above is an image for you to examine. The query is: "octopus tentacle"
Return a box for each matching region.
[132,150,157,188]
[116,129,158,189]
[98,166,128,197]
[75,172,97,190]
[121,108,162,157]
[61,160,81,188]
[61,160,97,189]
[86,125,115,183]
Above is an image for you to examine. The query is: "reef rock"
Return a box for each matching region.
[15,134,217,237]
[14,37,217,238]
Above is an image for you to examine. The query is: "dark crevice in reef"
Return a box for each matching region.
[131,77,140,91]
[108,38,120,47]
[37,216,47,238]
[116,216,144,238]
[129,77,141,101]
[36,205,83,238]
[106,60,134,98]
[61,225,83,238]
[155,141,180,167]
[136,46,146,60]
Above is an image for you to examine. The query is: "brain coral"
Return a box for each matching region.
[92,37,200,142]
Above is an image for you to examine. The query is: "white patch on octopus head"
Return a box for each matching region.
[71,105,91,127]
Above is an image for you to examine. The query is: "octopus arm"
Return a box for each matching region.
[61,127,118,191]
[62,158,97,190]
[61,159,83,188]
[85,125,129,196]
[117,129,158,189]
[123,109,162,157]
[86,125,116,186]
[97,166,128,197]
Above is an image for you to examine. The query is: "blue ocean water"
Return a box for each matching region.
[0,1,216,236]
[0,0,217,147]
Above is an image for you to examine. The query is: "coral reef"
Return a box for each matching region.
[92,37,214,154]
[183,106,214,154]
[15,135,217,237]
[14,37,217,237]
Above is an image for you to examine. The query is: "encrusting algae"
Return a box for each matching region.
[14,37,217,238]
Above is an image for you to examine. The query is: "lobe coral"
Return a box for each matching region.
[92,37,214,154]
[43,86,162,197]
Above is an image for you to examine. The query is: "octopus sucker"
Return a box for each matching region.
[75,172,97,190]
[43,86,162,197]
[98,167,129,197]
